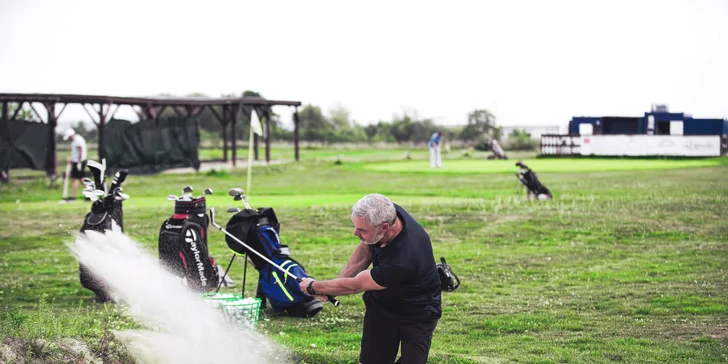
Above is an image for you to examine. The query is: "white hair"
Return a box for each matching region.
[351,194,396,228]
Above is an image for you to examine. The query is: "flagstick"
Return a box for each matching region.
[246,118,255,198]
[246,110,263,201]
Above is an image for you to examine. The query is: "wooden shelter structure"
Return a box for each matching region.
[0,93,302,178]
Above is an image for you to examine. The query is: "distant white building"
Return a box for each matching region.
[500,125,565,140]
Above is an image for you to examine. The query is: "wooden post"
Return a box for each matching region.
[294,108,300,162]
[265,110,271,164]
[1,102,8,181]
[45,103,58,178]
[231,105,238,167]
[97,103,108,161]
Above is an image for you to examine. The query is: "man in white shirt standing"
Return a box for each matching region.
[428,131,443,168]
[63,128,88,201]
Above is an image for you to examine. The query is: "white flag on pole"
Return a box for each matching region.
[250,110,263,137]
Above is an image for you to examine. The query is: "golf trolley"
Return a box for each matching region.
[515,160,552,200]
[487,140,508,160]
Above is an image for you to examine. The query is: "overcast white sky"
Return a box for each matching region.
[1,0,726,129]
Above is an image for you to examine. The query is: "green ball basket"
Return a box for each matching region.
[202,293,262,330]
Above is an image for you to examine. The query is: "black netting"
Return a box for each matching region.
[105,117,200,174]
[0,119,49,171]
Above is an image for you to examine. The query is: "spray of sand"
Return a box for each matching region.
[68,230,290,364]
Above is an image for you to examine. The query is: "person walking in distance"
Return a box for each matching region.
[63,128,88,201]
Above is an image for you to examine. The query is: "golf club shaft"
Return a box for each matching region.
[210,209,339,306]
[62,163,71,198]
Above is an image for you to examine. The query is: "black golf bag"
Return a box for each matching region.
[79,165,129,303]
[436,257,460,292]
[224,207,323,318]
[158,196,220,292]
[515,161,552,200]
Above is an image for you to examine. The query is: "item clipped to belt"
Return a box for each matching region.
[436,257,460,292]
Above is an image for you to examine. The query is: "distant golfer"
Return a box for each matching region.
[428,131,443,168]
[63,128,87,201]
[299,194,442,364]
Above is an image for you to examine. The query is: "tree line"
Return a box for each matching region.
[8,92,537,150]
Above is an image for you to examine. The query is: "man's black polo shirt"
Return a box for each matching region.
[364,204,442,321]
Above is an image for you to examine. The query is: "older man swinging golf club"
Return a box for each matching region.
[299,194,442,364]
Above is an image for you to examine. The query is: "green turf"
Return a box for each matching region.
[1,155,727,363]
[364,158,728,174]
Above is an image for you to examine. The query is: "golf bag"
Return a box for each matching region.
[487,140,508,160]
[79,165,129,303]
[225,207,323,318]
[436,257,460,292]
[515,161,553,200]
[158,196,220,292]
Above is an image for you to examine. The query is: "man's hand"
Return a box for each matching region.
[298,279,330,302]
[299,277,315,296]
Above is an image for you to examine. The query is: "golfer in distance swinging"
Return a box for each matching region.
[299,194,442,364]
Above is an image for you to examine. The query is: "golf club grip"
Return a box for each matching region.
[327,295,340,306]
[295,278,339,306]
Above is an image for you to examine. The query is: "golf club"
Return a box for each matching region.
[197,188,213,199]
[209,208,339,307]
[86,160,106,193]
[115,193,130,201]
[61,163,71,200]
[108,170,129,193]
[227,188,252,209]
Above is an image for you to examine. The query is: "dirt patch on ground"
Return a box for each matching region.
[637,319,728,344]
[0,337,136,364]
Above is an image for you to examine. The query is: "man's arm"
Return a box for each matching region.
[336,242,371,278]
[300,270,385,297]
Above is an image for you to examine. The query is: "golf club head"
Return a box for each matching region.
[183,186,193,195]
[192,188,213,200]
[167,194,178,201]
[82,177,93,185]
[228,188,244,197]
[86,160,106,192]
[226,207,241,213]
[115,193,130,201]
[233,195,243,201]
[83,190,98,202]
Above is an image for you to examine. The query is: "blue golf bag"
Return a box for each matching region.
[225,207,323,318]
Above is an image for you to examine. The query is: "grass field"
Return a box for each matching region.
[1,150,727,363]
